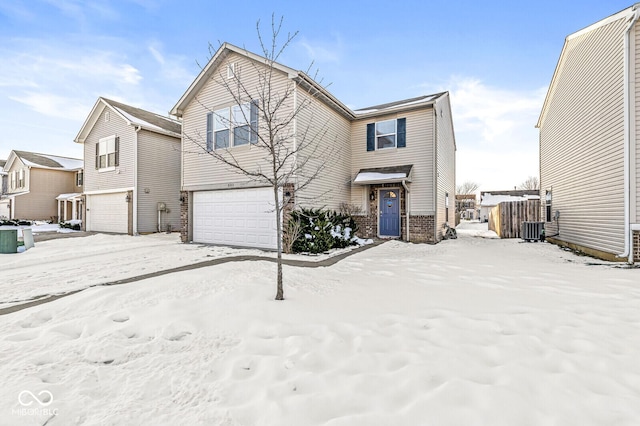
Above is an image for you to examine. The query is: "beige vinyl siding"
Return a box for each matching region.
[295,88,352,210]
[181,52,295,191]
[136,129,181,233]
[14,169,76,220]
[5,159,28,193]
[83,105,135,192]
[635,24,640,223]
[539,17,627,255]
[435,95,456,240]
[351,108,435,214]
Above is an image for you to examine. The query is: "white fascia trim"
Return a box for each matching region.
[631,224,640,231]
[84,187,135,195]
[569,7,634,40]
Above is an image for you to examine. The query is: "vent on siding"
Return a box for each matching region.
[105,111,110,122]
[227,63,235,79]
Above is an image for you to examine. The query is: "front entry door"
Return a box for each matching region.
[379,189,400,237]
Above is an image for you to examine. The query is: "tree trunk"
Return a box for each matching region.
[274,184,284,300]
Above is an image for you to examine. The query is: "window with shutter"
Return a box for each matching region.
[97,135,118,171]
[206,101,259,149]
[367,118,407,151]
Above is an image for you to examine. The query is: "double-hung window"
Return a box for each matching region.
[96,135,119,170]
[76,170,84,187]
[207,101,258,151]
[545,189,552,222]
[366,118,406,151]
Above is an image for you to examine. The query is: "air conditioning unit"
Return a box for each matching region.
[522,221,545,242]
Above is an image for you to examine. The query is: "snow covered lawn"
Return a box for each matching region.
[1,228,639,425]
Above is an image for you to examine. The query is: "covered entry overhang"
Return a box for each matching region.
[56,192,83,222]
[353,165,413,185]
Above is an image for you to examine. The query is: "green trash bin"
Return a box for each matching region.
[0,229,18,254]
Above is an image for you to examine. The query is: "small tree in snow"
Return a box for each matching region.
[185,17,335,300]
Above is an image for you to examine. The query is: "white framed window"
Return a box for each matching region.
[207,101,258,151]
[376,119,396,149]
[545,189,552,222]
[96,135,119,170]
[227,62,236,79]
[76,170,84,186]
[214,107,230,149]
[18,169,24,188]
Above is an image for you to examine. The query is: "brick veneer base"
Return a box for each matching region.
[180,191,188,243]
[353,214,435,243]
[634,231,640,263]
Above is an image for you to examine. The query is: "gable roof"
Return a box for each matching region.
[170,42,355,120]
[75,97,182,143]
[536,5,636,128]
[6,150,83,171]
[354,93,446,117]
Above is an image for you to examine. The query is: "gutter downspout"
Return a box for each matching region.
[134,125,141,235]
[620,5,640,262]
[402,179,410,241]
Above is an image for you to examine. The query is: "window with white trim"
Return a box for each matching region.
[76,170,84,186]
[376,119,396,149]
[95,135,119,170]
[18,169,24,188]
[207,101,258,151]
[545,189,552,222]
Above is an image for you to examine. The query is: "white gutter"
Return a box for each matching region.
[402,179,410,241]
[620,5,640,262]
[134,125,141,235]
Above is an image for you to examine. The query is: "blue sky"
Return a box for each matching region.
[0,0,633,191]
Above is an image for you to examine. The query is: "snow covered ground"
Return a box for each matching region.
[1,223,639,425]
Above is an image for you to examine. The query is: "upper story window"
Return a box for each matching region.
[95,135,119,170]
[76,170,84,187]
[206,101,259,151]
[366,118,406,152]
[11,169,25,190]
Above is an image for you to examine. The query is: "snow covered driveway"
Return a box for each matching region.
[1,230,639,425]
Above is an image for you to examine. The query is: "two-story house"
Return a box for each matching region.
[0,150,83,221]
[171,43,456,249]
[0,159,8,218]
[538,5,640,263]
[74,97,182,235]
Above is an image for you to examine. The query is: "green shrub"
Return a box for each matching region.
[288,208,360,254]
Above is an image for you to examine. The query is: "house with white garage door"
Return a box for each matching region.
[171,43,456,249]
[75,97,182,235]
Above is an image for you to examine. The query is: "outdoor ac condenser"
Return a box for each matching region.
[522,221,545,242]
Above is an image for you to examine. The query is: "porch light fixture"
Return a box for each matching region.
[369,190,376,201]
[125,194,131,203]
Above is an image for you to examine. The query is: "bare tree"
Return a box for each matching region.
[184,17,334,300]
[456,181,480,195]
[518,176,539,190]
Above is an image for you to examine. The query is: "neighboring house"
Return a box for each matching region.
[171,42,456,249]
[456,194,477,219]
[479,190,539,223]
[0,159,8,218]
[0,150,83,221]
[74,97,182,235]
[537,5,640,263]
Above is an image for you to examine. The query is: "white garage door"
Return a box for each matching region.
[193,187,278,249]
[87,193,129,233]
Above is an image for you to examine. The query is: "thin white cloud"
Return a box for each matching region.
[149,45,166,65]
[9,92,90,121]
[296,34,344,64]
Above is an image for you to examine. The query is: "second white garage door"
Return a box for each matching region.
[87,192,129,234]
[193,187,278,249]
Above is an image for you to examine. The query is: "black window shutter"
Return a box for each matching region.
[397,118,406,148]
[366,123,375,151]
[206,112,213,151]
[114,137,120,166]
[250,100,259,144]
[95,142,99,169]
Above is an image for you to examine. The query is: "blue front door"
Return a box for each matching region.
[379,189,400,237]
